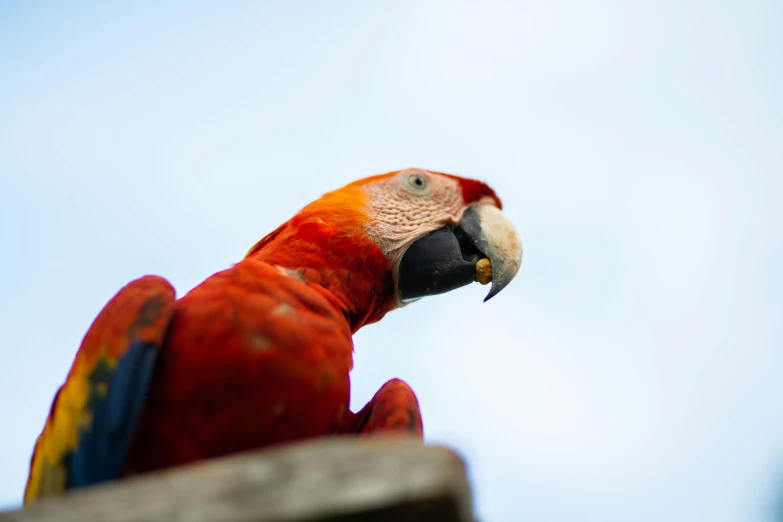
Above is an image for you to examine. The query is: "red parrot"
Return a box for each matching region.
[24,168,522,504]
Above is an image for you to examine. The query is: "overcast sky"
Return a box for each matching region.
[0,2,781,521]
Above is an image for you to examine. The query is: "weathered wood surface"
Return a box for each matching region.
[1,437,473,522]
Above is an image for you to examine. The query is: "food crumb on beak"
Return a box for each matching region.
[475,258,493,285]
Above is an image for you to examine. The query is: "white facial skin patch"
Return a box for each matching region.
[363,169,468,268]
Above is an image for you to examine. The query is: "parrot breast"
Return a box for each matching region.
[124,259,357,473]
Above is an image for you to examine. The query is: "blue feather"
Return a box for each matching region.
[68,341,159,488]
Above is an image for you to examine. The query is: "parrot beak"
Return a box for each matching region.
[397,204,523,302]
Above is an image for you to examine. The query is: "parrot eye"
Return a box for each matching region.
[404,173,429,193]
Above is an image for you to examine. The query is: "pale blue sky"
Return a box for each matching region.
[1,2,781,521]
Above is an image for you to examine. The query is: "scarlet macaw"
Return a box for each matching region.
[24,168,522,503]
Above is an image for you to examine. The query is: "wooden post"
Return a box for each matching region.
[1,437,473,522]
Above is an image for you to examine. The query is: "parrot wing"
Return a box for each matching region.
[24,276,176,503]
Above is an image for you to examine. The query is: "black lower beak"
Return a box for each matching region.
[397,205,522,302]
[397,225,482,301]
[398,206,493,301]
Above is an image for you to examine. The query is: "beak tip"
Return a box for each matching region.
[482,279,505,302]
[480,253,522,303]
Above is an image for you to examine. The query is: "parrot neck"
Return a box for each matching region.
[246,219,395,333]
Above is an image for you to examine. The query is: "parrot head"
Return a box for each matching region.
[247,168,522,329]
[352,169,522,303]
